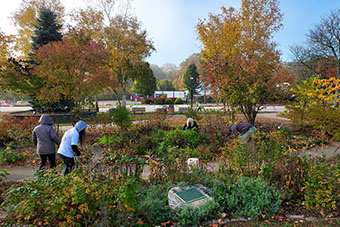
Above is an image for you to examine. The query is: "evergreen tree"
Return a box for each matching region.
[134,63,157,98]
[184,64,201,108]
[31,8,62,50]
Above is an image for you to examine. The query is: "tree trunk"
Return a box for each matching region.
[121,68,127,108]
[95,95,99,112]
[114,89,121,106]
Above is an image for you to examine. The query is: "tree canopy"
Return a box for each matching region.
[31,8,62,50]
[11,0,64,58]
[133,63,157,98]
[157,79,174,91]
[197,0,284,124]
[290,9,340,80]
[184,63,201,107]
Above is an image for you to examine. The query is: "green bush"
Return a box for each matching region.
[135,184,173,225]
[224,176,281,219]
[165,128,203,149]
[165,99,174,104]
[176,200,220,226]
[174,98,184,104]
[111,105,131,129]
[108,108,118,115]
[304,157,340,216]
[154,99,163,105]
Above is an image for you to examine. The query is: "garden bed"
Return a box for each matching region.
[0,111,339,226]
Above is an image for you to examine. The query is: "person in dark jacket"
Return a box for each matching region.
[183,118,199,132]
[57,120,87,176]
[32,114,60,170]
[227,122,257,143]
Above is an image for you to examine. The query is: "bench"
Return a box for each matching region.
[131,107,146,114]
[178,107,189,113]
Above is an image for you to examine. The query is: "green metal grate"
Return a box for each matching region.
[174,188,206,204]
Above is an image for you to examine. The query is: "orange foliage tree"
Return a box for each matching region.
[197,0,288,124]
[33,33,114,111]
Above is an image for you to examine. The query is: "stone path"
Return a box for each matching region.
[299,141,340,159]
[1,141,339,182]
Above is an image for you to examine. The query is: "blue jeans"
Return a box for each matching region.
[58,154,75,176]
[239,127,257,144]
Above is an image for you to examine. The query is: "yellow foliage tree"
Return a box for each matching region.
[197,0,284,124]
[11,0,65,58]
[0,31,13,63]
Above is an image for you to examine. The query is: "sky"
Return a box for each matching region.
[1,0,340,67]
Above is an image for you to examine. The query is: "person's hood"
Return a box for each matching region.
[227,123,237,135]
[74,120,87,132]
[39,114,53,125]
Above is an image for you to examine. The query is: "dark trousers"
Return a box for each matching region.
[39,153,56,170]
[58,154,75,176]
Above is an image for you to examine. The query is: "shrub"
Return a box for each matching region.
[224,131,286,176]
[304,157,340,216]
[165,99,174,104]
[135,184,173,225]
[111,105,131,129]
[176,200,220,226]
[3,168,139,226]
[307,106,340,141]
[0,146,27,165]
[224,176,281,219]
[143,98,152,104]
[164,128,203,149]
[0,116,38,148]
[154,98,164,105]
[174,98,184,104]
[108,108,118,115]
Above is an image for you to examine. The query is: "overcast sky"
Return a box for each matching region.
[1,0,340,67]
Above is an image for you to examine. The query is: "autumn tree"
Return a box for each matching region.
[74,0,154,108]
[184,64,201,107]
[104,15,154,107]
[33,32,113,112]
[133,63,157,98]
[0,31,13,63]
[11,0,64,58]
[197,0,284,124]
[1,7,64,112]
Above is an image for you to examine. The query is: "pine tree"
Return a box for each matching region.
[31,8,62,50]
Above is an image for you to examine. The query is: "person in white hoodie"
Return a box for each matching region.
[57,120,87,176]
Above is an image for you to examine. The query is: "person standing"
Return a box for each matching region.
[57,120,87,176]
[198,103,203,111]
[32,114,60,170]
